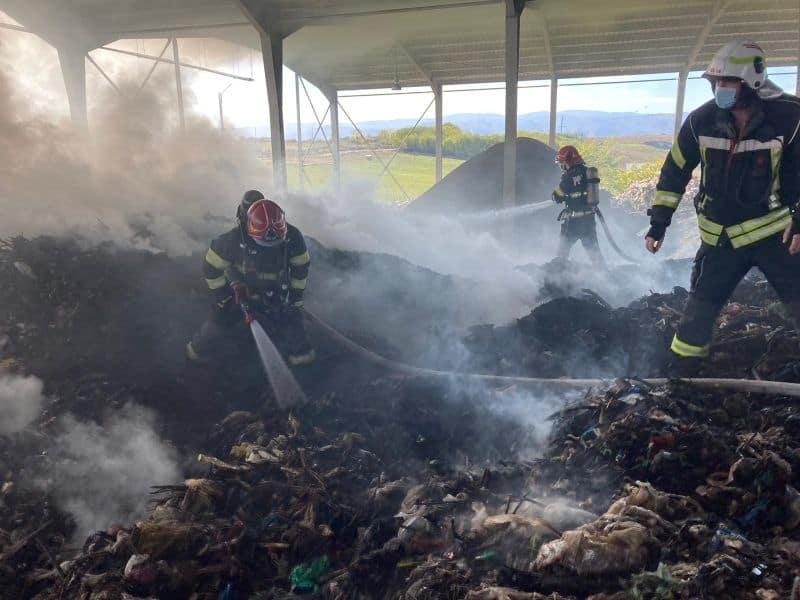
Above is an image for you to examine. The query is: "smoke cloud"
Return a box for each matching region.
[0,373,44,434]
[41,404,181,539]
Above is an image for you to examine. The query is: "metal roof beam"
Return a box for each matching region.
[276,0,502,26]
[531,8,554,78]
[685,0,731,68]
[396,42,436,87]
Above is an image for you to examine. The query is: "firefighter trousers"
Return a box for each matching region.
[671,234,800,359]
[556,215,605,266]
[187,297,315,366]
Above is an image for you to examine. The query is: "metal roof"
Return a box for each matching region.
[2,0,798,90]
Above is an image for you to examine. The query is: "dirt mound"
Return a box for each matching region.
[410,138,562,214]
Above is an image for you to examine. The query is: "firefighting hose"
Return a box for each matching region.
[594,208,640,264]
[305,310,800,399]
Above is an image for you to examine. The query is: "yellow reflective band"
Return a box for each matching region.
[257,272,279,280]
[653,190,682,209]
[697,214,723,234]
[289,349,316,365]
[769,146,781,202]
[699,229,720,246]
[700,145,708,186]
[670,335,709,358]
[670,141,686,169]
[729,215,791,248]
[728,55,756,65]
[290,277,307,290]
[205,247,231,270]
[205,275,227,289]
[725,207,789,238]
[186,342,201,361]
[292,300,304,307]
[290,250,310,266]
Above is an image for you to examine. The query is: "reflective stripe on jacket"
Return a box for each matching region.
[652,94,800,248]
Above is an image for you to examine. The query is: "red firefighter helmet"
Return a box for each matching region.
[555,145,584,168]
[246,199,288,246]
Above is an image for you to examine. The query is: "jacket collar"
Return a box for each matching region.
[712,99,765,138]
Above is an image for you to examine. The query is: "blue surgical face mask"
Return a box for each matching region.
[715,86,738,109]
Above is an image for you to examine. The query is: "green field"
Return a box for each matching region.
[287,151,463,203]
[277,134,669,204]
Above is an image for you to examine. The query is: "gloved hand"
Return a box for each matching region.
[783,210,800,255]
[552,192,564,204]
[645,222,667,242]
[230,281,249,305]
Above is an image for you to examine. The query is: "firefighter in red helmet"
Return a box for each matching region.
[187,193,315,368]
[552,145,605,266]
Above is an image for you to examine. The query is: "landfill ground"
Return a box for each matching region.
[2,235,800,599]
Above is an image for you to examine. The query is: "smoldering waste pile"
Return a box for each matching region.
[2,236,800,599]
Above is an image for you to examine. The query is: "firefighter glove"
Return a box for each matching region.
[790,208,800,238]
[646,222,667,242]
[230,281,249,305]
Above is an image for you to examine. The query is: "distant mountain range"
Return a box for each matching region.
[234,110,685,139]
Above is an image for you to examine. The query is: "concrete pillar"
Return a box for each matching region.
[503,0,524,207]
[260,31,287,194]
[326,89,341,192]
[675,68,688,139]
[548,77,558,148]
[57,47,88,130]
[433,82,443,182]
[171,39,185,131]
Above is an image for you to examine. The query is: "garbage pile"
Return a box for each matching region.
[3,235,800,598]
[614,176,701,259]
[462,271,797,381]
[15,376,800,599]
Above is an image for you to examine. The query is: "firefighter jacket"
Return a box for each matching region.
[652,94,800,249]
[202,224,310,307]
[552,163,598,219]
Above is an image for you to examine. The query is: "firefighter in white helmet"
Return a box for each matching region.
[645,39,800,374]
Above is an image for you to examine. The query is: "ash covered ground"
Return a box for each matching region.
[2,234,800,600]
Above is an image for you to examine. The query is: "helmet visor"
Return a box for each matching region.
[252,226,285,246]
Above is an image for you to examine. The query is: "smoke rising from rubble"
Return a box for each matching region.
[0,373,44,434]
[0,31,686,378]
[41,404,181,540]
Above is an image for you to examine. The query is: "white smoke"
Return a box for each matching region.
[0,373,44,434]
[41,404,181,539]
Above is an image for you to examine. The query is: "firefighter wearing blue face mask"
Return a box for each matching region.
[645,39,800,374]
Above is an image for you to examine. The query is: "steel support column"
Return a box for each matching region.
[548,78,558,148]
[503,0,524,207]
[675,68,688,138]
[433,82,443,182]
[261,31,286,194]
[295,73,303,190]
[57,46,88,130]
[326,89,341,192]
[171,38,185,131]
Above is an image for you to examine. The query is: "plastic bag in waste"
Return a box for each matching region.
[534,517,653,576]
[290,555,330,593]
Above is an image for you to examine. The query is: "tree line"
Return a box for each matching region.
[372,123,665,198]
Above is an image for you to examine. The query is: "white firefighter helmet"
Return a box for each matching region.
[703,39,782,98]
